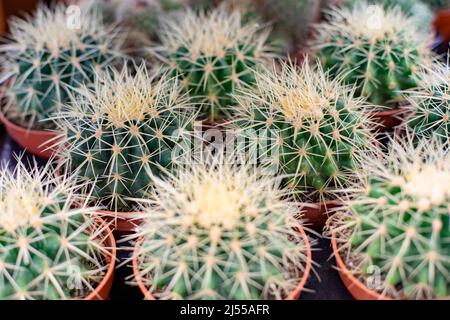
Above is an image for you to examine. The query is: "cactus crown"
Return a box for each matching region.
[328,139,450,299]
[54,64,197,212]
[128,156,310,300]
[153,5,272,120]
[232,59,375,202]
[312,2,433,106]
[0,160,111,300]
[0,4,124,128]
[405,63,450,146]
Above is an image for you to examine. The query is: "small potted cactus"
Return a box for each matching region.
[231,59,376,230]
[0,160,116,300]
[312,3,434,130]
[151,5,273,122]
[403,63,450,145]
[327,139,450,300]
[0,4,124,158]
[127,156,312,300]
[53,64,197,232]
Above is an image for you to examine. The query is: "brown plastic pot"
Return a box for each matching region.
[0,0,5,36]
[434,9,450,48]
[132,226,312,300]
[300,200,342,231]
[84,218,116,300]
[331,231,390,300]
[97,209,144,233]
[368,108,406,131]
[0,90,61,158]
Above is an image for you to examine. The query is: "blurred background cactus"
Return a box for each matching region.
[128,156,311,299]
[53,64,197,212]
[328,139,450,299]
[343,0,434,31]
[404,63,450,146]
[232,60,376,202]
[152,5,272,121]
[0,4,124,129]
[313,3,434,108]
[0,160,111,300]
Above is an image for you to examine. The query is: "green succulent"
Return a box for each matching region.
[54,64,197,212]
[313,2,433,107]
[0,4,123,129]
[127,156,311,300]
[0,161,111,300]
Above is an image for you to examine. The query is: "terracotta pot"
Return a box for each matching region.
[133,226,312,300]
[0,109,60,159]
[84,218,116,300]
[97,209,143,233]
[368,108,406,131]
[300,200,342,231]
[331,231,390,300]
[433,9,450,52]
[0,0,5,36]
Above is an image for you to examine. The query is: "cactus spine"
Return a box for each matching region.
[313,3,433,107]
[0,161,111,300]
[328,139,450,299]
[405,64,450,146]
[232,59,376,202]
[0,4,124,129]
[128,156,310,300]
[54,64,197,212]
[153,5,272,121]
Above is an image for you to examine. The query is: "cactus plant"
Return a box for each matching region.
[343,0,434,31]
[313,3,434,107]
[328,139,450,299]
[0,160,113,300]
[127,155,311,300]
[53,64,197,212]
[152,5,272,121]
[0,4,124,129]
[232,59,376,202]
[404,63,450,146]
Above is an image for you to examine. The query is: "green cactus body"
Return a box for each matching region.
[406,65,450,146]
[55,65,196,212]
[0,162,108,300]
[329,140,450,299]
[232,60,375,201]
[0,4,123,129]
[128,156,310,300]
[154,6,271,121]
[313,3,433,107]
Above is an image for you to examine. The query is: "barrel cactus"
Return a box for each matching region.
[54,64,197,212]
[152,5,272,121]
[232,60,376,202]
[0,4,124,129]
[312,3,433,107]
[328,139,450,299]
[343,0,434,31]
[0,160,112,300]
[404,63,450,146]
[128,156,311,300]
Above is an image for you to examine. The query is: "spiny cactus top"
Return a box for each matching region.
[328,139,450,299]
[232,60,376,202]
[405,63,450,146]
[54,64,197,212]
[152,5,272,121]
[0,161,111,300]
[313,3,433,107]
[0,4,124,129]
[128,156,310,300]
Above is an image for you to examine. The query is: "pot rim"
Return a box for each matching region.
[132,226,312,300]
[331,230,390,300]
[84,217,117,300]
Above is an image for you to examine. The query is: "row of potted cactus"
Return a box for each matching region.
[0,1,448,300]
